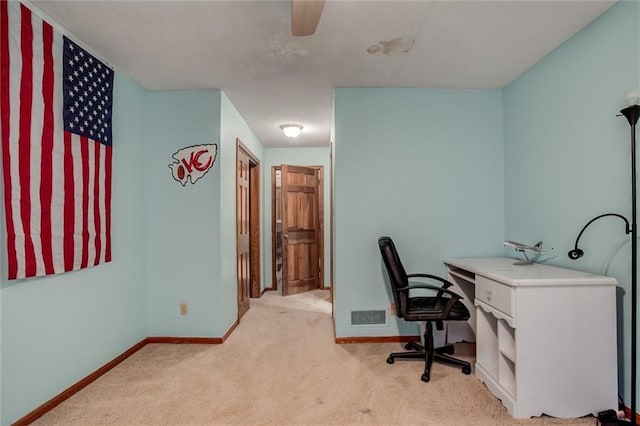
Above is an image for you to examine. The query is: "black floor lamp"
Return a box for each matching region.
[568,93,639,426]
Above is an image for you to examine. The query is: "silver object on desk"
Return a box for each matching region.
[503,240,548,265]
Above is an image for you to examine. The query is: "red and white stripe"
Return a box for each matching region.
[1,2,111,280]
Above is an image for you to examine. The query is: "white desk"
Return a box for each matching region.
[444,257,618,419]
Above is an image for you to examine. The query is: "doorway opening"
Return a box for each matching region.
[271,165,327,299]
[236,139,260,321]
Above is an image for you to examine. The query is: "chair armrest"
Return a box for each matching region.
[407,273,455,301]
[407,273,453,289]
[397,284,463,317]
[396,284,463,300]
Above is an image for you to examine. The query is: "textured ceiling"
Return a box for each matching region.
[30,0,616,147]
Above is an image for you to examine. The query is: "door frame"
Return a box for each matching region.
[236,139,261,317]
[270,164,325,292]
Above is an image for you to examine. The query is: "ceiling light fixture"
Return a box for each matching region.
[280,123,303,138]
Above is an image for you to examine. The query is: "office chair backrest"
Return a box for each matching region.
[378,236,409,319]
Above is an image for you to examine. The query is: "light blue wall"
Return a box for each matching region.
[220,92,264,328]
[334,88,505,337]
[263,147,331,291]
[503,1,640,409]
[144,90,224,337]
[0,72,148,425]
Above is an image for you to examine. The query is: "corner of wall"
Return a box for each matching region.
[501,1,639,411]
[219,91,268,333]
[144,89,224,337]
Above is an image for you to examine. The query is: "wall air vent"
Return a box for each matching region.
[351,309,387,326]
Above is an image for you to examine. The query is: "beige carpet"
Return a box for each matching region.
[34,290,595,425]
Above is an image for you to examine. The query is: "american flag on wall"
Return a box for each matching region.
[1,1,114,280]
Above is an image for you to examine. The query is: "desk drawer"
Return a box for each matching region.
[476,276,514,317]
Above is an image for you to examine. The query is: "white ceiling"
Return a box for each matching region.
[30,0,616,148]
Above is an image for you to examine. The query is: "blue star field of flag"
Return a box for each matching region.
[62,36,114,146]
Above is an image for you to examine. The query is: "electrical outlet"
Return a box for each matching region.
[179,303,188,315]
[390,303,396,316]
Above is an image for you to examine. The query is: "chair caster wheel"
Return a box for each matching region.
[404,343,414,350]
[386,357,394,364]
[421,373,430,382]
[462,365,471,375]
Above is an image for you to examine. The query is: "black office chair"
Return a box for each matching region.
[378,236,472,382]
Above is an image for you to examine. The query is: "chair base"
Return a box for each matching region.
[386,346,472,378]
[386,324,472,382]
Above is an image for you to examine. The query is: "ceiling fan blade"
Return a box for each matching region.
[291,0,325,37]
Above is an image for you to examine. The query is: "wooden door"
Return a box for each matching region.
[236,145,251,319]
[281,165,320,296]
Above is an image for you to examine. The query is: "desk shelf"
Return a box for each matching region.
[499,353,516,398]
[497,319,515,363]
[448,266,475,284]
